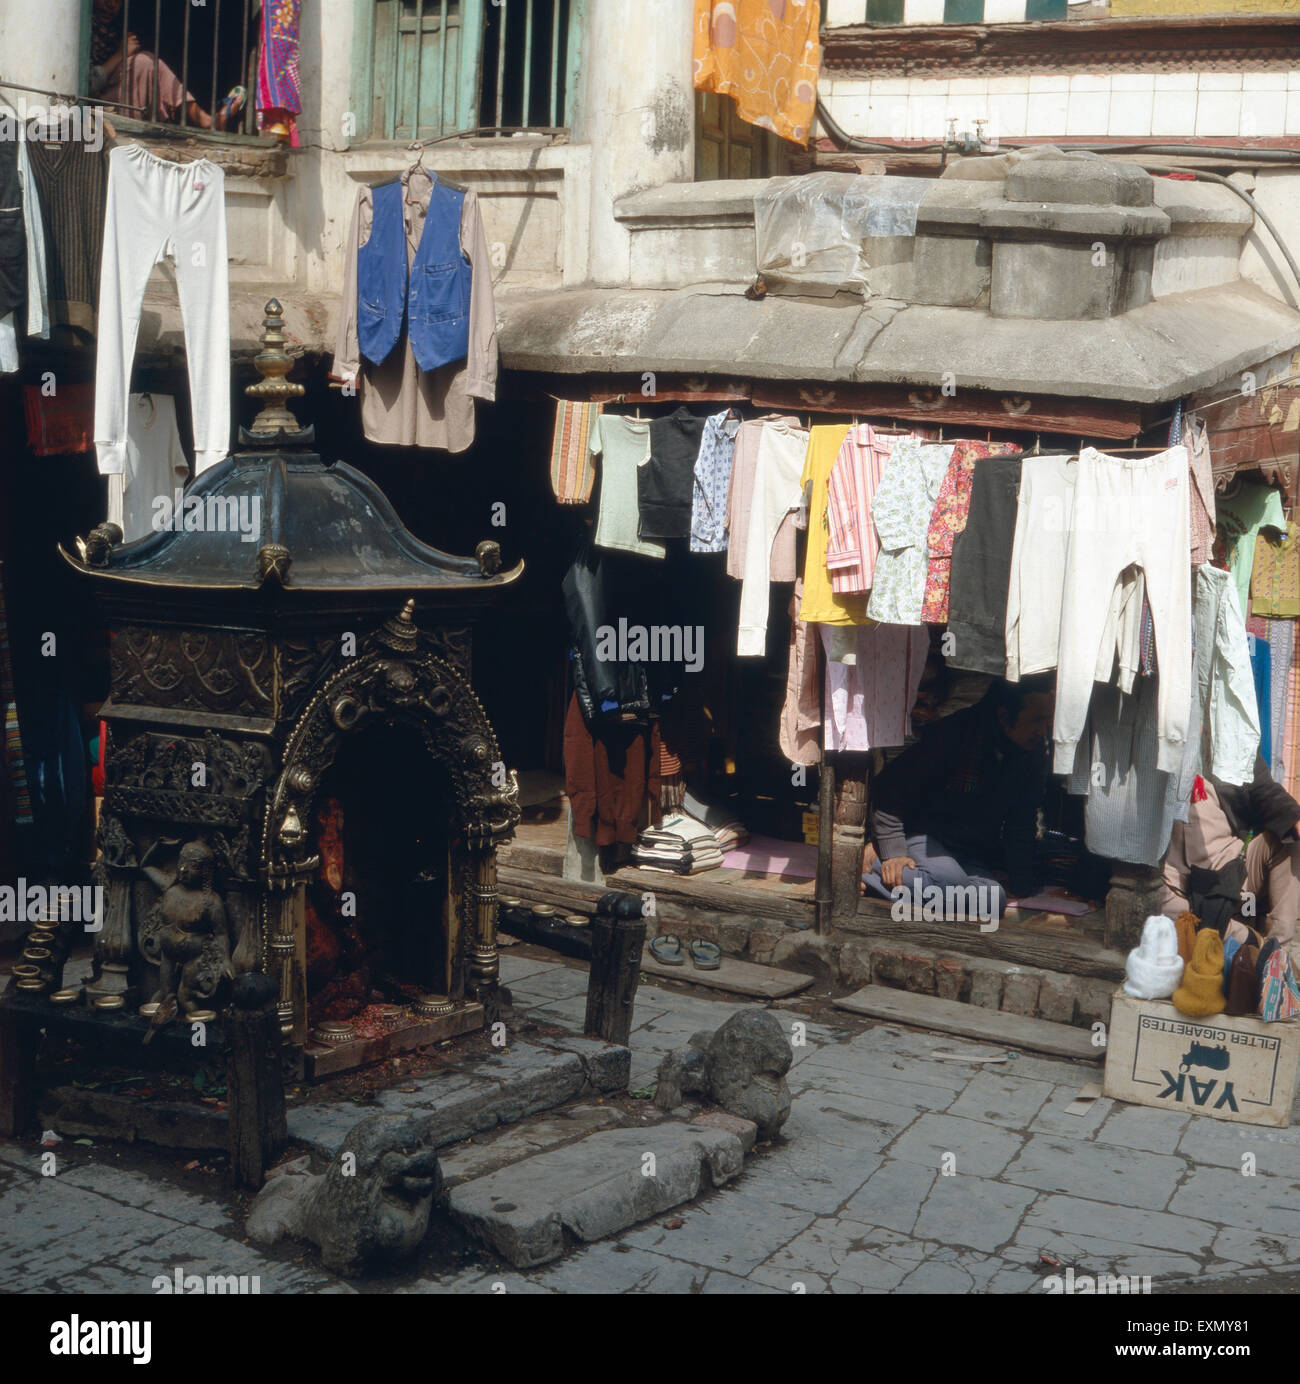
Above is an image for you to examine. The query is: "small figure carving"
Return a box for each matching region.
[140,840,234,1022]
[257,542,292,585]
[81,522,123,567]
[476,540,501,577]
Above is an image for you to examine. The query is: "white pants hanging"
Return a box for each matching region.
[1008,453,1143,687]
[1053,445,1192,777]
[95,145,230,477]
[737,422,807,656]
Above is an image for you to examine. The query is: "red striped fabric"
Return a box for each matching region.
[550,400,602,504]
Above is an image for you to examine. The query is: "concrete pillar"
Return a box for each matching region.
[290,0,356,295]
[577,0,696,286]
[0,0,83,103]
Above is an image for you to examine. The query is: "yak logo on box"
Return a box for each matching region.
[1131,1014,1284,1112]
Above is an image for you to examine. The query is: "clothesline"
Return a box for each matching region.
[556,397,1289,863]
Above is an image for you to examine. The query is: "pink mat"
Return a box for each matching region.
[722,835,818,879]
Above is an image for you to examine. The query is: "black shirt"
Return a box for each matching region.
[639,407,705,539]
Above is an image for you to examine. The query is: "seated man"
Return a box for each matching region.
[90,0,245,130]
[1163,753,1300,964]
[862,677,1054,922]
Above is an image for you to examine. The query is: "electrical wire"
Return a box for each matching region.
[1138,162,1300,295]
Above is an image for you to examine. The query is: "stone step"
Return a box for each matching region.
[445,1118,749,1268]
[438,1104,630,1189]
[639,944,814,998]
[841,939,1120,1031]
[39,1033,630,1157]
[834,985,1103,1063]
[287,1035,629,1157]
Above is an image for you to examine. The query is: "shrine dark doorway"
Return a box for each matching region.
[304,721,455,1027]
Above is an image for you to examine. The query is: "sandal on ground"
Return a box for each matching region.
[689,939,722,970]
[648,934,684,966]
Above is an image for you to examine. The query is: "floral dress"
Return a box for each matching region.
[866,436,954,626]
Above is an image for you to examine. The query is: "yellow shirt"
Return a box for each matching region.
[799,425,869,626]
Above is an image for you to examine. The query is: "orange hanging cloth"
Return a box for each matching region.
[693,0,822,146]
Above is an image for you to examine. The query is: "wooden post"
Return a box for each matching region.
[584,896,646,1048]
[815,755,835,935]
[225,973,287,1190]
[831,752,870,926]
[0,999,37,1139]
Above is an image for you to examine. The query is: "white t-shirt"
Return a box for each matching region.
[105,394,190,543]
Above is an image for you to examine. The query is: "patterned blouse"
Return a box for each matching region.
[866,436,954,626]
[689,410,742,553]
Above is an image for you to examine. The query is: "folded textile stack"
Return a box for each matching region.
[680,788,749,851]
[633,811,726,875]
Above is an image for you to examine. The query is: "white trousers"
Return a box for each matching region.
[95,145,230,477]
[737,423,806,656]
[1007,453,1143,686]
[1053,445,1192,777]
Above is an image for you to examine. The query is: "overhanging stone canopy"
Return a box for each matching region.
[497,153,1300,407]
[497,279,1300,405]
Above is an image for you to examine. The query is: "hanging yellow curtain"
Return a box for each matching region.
[693,0,822,147]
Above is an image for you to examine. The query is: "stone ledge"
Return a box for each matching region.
[115,130,288,180]
[496,279,1300,402]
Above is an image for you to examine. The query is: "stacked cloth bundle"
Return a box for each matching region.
[633,811,726,875]
[681,787,749,851]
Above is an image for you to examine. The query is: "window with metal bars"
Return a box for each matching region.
[356,0,582,143]
[82,0,263,137]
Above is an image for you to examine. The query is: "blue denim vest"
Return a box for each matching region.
[357,175,471,372]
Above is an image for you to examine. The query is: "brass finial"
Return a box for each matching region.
[379,599,420,654]
[245,299,306,436]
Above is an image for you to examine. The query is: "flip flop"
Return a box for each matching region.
[689,939,722,971]
[648,934,684,966]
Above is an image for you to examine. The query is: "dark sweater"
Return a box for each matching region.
[1210,753,1300,844]
[871,701,1047,897]
[25,140,109,335]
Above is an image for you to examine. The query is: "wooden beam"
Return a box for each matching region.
[751,381,1144,439]
[823,15,1300,78]
[504,372,1145,439]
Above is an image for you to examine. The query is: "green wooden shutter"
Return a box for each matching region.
[354,0,485,141]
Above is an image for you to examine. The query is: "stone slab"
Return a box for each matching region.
[834,986,1100,1062]
[1002,1134,1185,1211]
[287,1040,628,1156]
[639,946,814,998]
[439,1106,629,1188]
[445,1122,745,1268]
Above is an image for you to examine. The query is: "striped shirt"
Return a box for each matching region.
[825,423,896,595]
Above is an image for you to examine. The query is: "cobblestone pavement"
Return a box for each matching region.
[3,951,1300,1294]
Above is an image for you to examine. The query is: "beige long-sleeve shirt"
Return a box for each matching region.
[333,168,497,452]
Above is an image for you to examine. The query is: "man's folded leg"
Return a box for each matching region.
[863,834,1007,920]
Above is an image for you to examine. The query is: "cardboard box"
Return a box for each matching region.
[1104,990,1300,1128]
